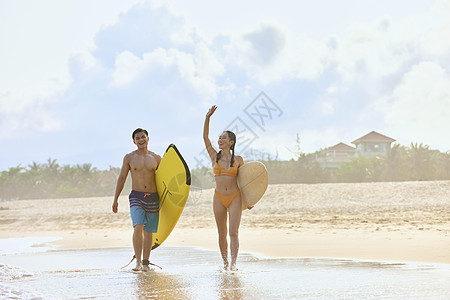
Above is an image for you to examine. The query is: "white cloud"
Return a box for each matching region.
[110,46,229,103]
[375,61,450,150]
[0,0,144,141]
[243,24,287,65]
[413,0,450,58]
[110,51,148,87]
[326,2,450,87]
[194,42,226,82]
[226,23,328,84]
[329,17,413,85]
[0,90,63,139]
[320,100,336,116]
[299,127,342,153]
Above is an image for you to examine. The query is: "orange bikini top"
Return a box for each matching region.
[213,161,238,177]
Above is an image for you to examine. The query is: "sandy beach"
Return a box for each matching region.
[1,181,449,265]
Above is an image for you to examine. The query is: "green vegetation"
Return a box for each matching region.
[333,143,450,182]
[192,142,450,188]
[0,159,130,200]
[1,142,449,200]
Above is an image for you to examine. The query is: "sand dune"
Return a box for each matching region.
[1,181,449,264]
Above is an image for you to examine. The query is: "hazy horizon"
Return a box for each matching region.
[0,132,447,173]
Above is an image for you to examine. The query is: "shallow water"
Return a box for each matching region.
[1,243,450,299]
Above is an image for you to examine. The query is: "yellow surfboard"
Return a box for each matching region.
[238,161,268,211]
[152,144,191,250]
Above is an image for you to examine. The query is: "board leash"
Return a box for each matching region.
[120,255,162,270]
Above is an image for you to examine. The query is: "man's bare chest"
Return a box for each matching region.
[130,155,157,172]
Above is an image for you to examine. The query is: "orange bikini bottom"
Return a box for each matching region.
[215,189,240,209]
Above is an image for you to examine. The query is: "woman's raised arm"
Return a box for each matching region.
[203,105,218,161]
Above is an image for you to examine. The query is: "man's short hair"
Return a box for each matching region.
[132,128,148,139]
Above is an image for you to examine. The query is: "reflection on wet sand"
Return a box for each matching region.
[216,272,244,299]
[134,271,190,299]
[134,266,247,299]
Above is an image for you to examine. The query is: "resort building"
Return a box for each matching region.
[352,131,396,158]
[316,142,356,170]
[317,131,396,170]
[99,166,119,187]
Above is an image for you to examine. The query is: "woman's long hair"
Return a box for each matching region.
[216,130,236,167]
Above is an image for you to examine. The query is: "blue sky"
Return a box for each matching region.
[1,0,450,171]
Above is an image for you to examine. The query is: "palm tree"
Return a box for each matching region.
[24,161,44,198]
[44,158,59,173]
[0,165,25,199]
[3,165,25,176]
[28,161,42,172]
[408,142,436,180]
[442,151,450,179]
[383,143,405,181]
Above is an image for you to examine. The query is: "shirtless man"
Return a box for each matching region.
[112,128,161,272]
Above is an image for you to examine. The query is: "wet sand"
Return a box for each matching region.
[2,246,450,300]
[1,181,449,265]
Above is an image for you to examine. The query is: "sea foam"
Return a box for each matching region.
[0,264,45,300]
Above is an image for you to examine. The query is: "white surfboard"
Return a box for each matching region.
[237,161,268,210]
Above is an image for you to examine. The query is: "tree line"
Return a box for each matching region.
[0,159,128,201]
[1,142,449,200]
[191,142,450,188]
[332,143,450,182]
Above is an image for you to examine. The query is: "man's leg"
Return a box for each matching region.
[132,224,144,271]
[142,231,152,272]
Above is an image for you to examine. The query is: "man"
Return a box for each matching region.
[112,128,161,271]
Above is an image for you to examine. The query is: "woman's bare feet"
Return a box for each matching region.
[223,260,229,271]
[230,264,238,272]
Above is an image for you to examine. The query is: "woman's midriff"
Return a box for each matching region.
[214,176,239,194]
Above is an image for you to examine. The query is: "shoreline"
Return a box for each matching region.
[2,227,449,266]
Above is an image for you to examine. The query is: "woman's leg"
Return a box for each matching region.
[213,195,229,269]
[228,194,242,271]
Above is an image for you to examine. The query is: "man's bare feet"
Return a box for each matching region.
[142,259,150,272]
[132,261,143,271]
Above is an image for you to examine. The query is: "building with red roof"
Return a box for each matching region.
[99,166,119,187]
[317,131,396,170]
[352,131,396,158]
[316,142,356,169]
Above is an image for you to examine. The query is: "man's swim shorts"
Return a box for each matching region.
[129,190,159,233]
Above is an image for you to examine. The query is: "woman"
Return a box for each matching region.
[203,105,249,271]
